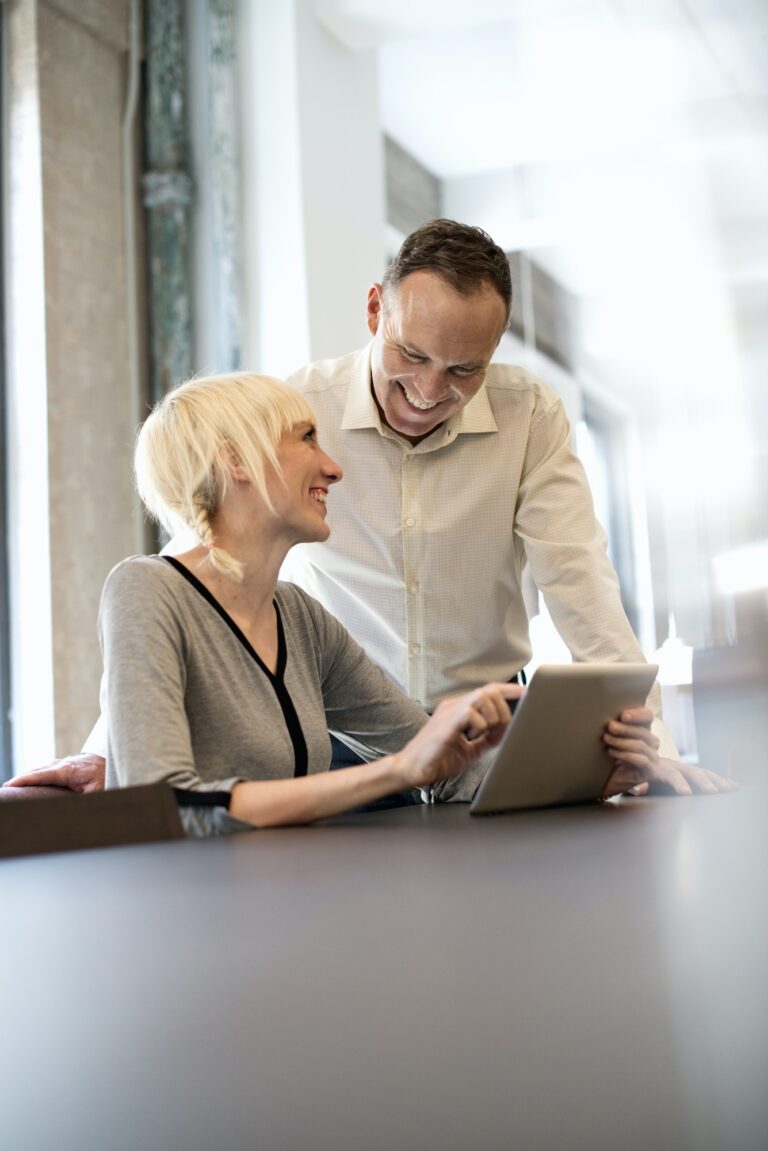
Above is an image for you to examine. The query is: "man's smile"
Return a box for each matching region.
[399,382,441,411]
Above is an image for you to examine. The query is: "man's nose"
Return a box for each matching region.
[414,365,448,401]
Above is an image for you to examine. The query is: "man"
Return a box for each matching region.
[7,220,731,797]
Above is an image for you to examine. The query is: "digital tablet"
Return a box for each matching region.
[469,663,659,815]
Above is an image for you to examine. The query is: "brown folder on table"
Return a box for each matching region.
[0,783,185,859]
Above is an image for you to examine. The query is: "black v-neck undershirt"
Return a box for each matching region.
[162,556,309,778]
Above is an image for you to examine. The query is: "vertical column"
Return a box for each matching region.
[5,0,136,767]
[4,0,54,767]
[207,0,242,371]
[143,0,193,403]
[238,0,386,376]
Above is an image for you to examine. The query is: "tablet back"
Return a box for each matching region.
[470,663,658,815]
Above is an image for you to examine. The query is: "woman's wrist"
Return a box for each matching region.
[228,757,410,828]
[383,750,413,793]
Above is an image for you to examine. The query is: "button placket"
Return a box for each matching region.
[401,451,426,704]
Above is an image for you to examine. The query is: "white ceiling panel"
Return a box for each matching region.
[317,0,768,410]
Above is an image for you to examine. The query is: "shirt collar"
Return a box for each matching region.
[340,344,381,431]
[341,342,498,448]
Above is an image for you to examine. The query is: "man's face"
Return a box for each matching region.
[366,270,507,445]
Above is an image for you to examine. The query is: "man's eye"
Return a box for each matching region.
[402,349,426,362]
[304,428,316,441]
[450,366,476,377]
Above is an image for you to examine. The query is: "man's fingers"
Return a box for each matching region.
[680,765,719,795]
[619,707,654,726]
[704,768,738,792]
[602,763,645,797]
[624,753,693,795]
[5,767,62,787]
[671,760,738,794]
[604,720,659,750]
[5,754,106,794]
[605,744,738,799]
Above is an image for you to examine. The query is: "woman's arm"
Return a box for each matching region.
[102,563,520,829]
[99,560,219,792]
[229,682,521,827]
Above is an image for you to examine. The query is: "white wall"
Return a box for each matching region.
[235,0,387,377]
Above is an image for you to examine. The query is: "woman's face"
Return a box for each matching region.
[266,422,343,545]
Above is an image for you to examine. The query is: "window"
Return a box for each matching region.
[577,396,641,639]
[0,12,11,778]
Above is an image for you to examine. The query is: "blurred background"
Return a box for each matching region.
[2,0,766,779]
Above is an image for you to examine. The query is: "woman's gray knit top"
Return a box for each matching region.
[98,555,429,833]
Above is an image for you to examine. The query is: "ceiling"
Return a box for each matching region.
[316,0,768,407]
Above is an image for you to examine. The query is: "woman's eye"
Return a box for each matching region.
[402,349,425,363]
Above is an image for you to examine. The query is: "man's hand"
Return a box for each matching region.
[614,757,738,797]
[4,754,106,794]
[602,709,737,797]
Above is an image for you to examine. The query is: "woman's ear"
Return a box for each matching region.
[220,443,249,482]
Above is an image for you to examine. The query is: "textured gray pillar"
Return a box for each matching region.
[207,0,242,371]
[143,0,194,403]
[6,0,137,764]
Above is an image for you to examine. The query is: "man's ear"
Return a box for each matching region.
[366,283,384,337]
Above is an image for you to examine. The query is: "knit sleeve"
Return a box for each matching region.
[98,558,251,835]
[290,586,428,760]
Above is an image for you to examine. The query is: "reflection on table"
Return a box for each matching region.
[2,790,766,1151]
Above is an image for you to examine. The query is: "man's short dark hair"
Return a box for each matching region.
[382,219,512,325]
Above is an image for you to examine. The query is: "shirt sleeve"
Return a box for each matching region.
[98,560,252,835]
[81,711,108,758]
[515,398,677,758]
[78,522,252,764]
[515,399,634,660]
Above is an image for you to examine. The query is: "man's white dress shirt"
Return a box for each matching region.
[281,344,674,755]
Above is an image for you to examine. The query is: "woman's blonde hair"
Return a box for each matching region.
[134,371,315,580]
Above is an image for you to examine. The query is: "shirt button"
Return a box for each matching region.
[409,582,419,594]
[409,642,421,654]
[405,516,416,528]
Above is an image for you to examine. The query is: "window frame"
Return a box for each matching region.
[0,9,12,778]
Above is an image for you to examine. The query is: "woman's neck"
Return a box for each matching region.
[171,532,288,674]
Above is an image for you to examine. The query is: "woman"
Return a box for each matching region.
[100,371,659,833]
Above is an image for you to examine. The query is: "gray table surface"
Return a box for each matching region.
[2,789,767,1151]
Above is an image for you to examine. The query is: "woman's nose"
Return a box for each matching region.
[322,451,343,483]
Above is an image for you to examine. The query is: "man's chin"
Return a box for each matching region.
[387,403,444,439]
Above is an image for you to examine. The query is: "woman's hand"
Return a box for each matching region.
[394,682,525,791]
